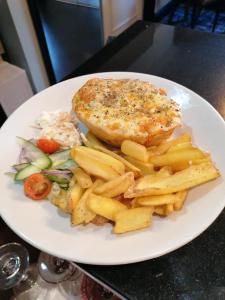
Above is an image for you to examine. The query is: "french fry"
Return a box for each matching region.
[87,194,127,221]
[94,172,134,198]
[134,168,171,191]
[91,215,109,226]
[147,133,192,157]
[74,146,125,175]
[154,203,176,216]
[136,194,179,206]
[168,133,192,146]
[170,155,211,172]
[71,180,102,225]
[124,162,220,198]
[119,197,133,208]
[51,189,69,212]
[71,147,120,180]
[170,161,190,172]
[154,205,167,216]
[112,149,122,154]
[165,204,174,215]
[139,191,188,214]
[49,130,220,235]
[114,207,153,234]
[158,166,173,176]
[148,141,173,157]
[71,189,95,225]
[191,157,211,165]
[173,190,188,211]
[167,142,192,152]
[149,148,205,167]
[121,140,149,162]
[73,167,93,189]
[67,182,84,213]
[124,156,154,175]
[94,145,141,177]
[86,131,107,148]
[130,198,140,208]
[113,194,124,202]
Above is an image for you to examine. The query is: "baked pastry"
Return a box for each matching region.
[73,78,181,146]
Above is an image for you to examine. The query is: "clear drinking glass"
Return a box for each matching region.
[0,243,83,300]
[0,242,48,300]
[38,251,83,298]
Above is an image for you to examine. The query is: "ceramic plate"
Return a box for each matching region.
[1,72,225,265]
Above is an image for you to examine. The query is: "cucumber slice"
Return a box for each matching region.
[46,174,70,184]
[15,164,41,181]
[57,159,77,170]
[32,157,52,170]
[49,149,71,168]
[13,163,30,171]
[17,137,51,169]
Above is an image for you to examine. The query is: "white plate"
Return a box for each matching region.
[1,72,225,265]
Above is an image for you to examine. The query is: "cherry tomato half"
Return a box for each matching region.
[37,138,60,154]
[24,173,52,200]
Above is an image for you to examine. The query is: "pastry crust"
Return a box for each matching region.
[73,78,181,146]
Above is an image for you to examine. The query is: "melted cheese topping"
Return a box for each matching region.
[74,78,181,139]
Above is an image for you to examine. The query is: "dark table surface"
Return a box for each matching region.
[2,21,225,300]
[66,21,225,300]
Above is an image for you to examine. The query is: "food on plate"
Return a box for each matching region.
[51,189,69,213]
[37,138,60,154]
[124,162,219,198]
[67,131,220,233]
[7,82,221,235]
[24,173,52,200]
[93,172,134,198]
[81,131,107,149]
[92,144,141,177]
[73,78,181,146]
[136,193,182,206]
[149,148,205,167]
[8,111,81,200]
[91,215,108,226]
[114,207,153,234]
[87,194,128,221]
[147,133,191,157]
[72,167,93,189]
[121,140,149,162]
[70,146,124,180]
[173,190,188,211]
[13,137,75,191]
[36,110,81,148]
[122,156,154,175]
[71,179,102,225]
[67,182,84,213]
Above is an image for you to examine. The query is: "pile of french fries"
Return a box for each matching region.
[51,131,220,234]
